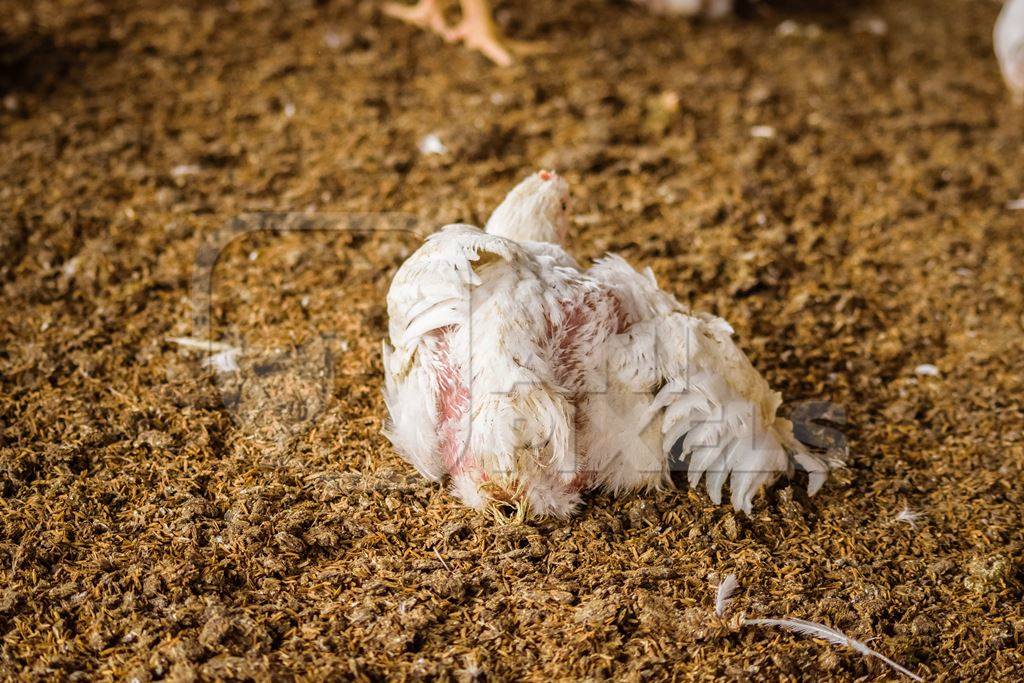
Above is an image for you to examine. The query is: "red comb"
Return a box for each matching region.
[538,170,554,180]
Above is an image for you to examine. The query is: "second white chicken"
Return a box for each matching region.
[996,0,1024,103]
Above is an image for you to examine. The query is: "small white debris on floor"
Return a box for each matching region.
[853,16,888,36]
[283,102,296,118]
[418,133,447,155]
[776,20,799,37]
[896,506,922,529]
[323,31,343,49]
[167,337,235,352]
[167,337,241,373]
[776,21,822,39]
[204,348,241,373]
[171,164,200,178]
[61,256,81,278]
[914,364,940,377]
[750,125,776,139]
[572,213,602,226]
[1006,198,1024,210]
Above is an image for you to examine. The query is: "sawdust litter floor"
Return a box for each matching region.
[1,0,1022,679]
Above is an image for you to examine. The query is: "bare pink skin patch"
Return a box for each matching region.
[430,286,631,507]
[432,328,472,476]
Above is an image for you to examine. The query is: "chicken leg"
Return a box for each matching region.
[384,0,515,66]
[444,0,513,66]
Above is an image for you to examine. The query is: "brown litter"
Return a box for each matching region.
[1,0,1022,679]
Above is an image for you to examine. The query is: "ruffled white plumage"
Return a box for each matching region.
[383,171,840,517]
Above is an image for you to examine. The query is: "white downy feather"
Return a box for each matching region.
[714,573,738,617]
[744,618,923,681]
[895,506,923,529]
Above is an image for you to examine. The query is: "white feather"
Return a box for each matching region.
[166,336,235,352]
[714,573,738,617]
[744,618,923,681]
[895,506,923,529]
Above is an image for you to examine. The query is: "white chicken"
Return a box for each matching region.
[996,0,1024,103]
[382,170,840,517]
